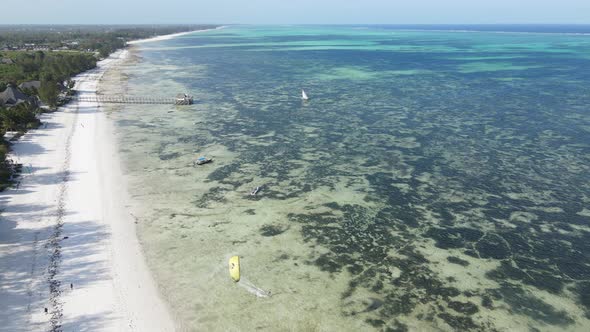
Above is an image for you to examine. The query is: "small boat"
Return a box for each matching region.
[301,89,309,101]
[250,186,260,196]
[194,156,212,165]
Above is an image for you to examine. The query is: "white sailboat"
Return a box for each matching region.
[301,89,309,101]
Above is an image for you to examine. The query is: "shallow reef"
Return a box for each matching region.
[115,26,590,331]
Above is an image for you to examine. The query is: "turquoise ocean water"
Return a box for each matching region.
[108,26,590,330]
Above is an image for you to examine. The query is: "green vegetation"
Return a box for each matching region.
[0,141,13,191]
[1,51,96,84]
[0,25,218,56]
[1,51,97,106]
[0,102,41,131]
[0,102,41,190]
[0,49,97,189]
[0,24,219,190]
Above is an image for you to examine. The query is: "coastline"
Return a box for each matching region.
[127,26,225,45]
[0,49,175,330]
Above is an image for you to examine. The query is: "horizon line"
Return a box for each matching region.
[2,23,590,26]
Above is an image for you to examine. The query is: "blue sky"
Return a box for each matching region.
[5,0,590,24]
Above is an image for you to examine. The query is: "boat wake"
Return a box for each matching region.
[237,277,271,298]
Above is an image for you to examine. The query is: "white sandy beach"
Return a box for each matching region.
[0,51,175,331]
[127,26,224,45]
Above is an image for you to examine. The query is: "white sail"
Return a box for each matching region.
[301,89,309,100]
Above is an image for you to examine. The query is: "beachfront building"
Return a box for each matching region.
[175,93,194,105]
[0,84,36,107]
[18,81,41,91]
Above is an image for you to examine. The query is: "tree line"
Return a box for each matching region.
[0,51,97,188]
[0,25,219,190]
[0,25,218,57]
[2,51,97,105]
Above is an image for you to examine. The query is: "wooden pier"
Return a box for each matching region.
[73,94,193,105]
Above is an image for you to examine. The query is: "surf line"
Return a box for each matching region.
[229,256,271,298]
[237,277,272,298]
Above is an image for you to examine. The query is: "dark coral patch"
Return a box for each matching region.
[475,234,511,259]
[481,295,494,309]
[577,282,590,313]
[556,260,590,280]
[365,319,386,327]
[313,253,342,273]
[486,260,565,294]
[447,256,470,266]
[425,227,483,249]
[448,301,479,315]
[259,224,288,236]
[437,312,478,330]
[491,285,574,326]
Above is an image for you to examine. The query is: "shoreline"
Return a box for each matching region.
[0,49,175,330]
[127,26,225,45]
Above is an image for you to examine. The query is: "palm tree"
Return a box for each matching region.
[0,102,40,132]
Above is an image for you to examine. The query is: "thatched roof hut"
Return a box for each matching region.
[0,84,33,107]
